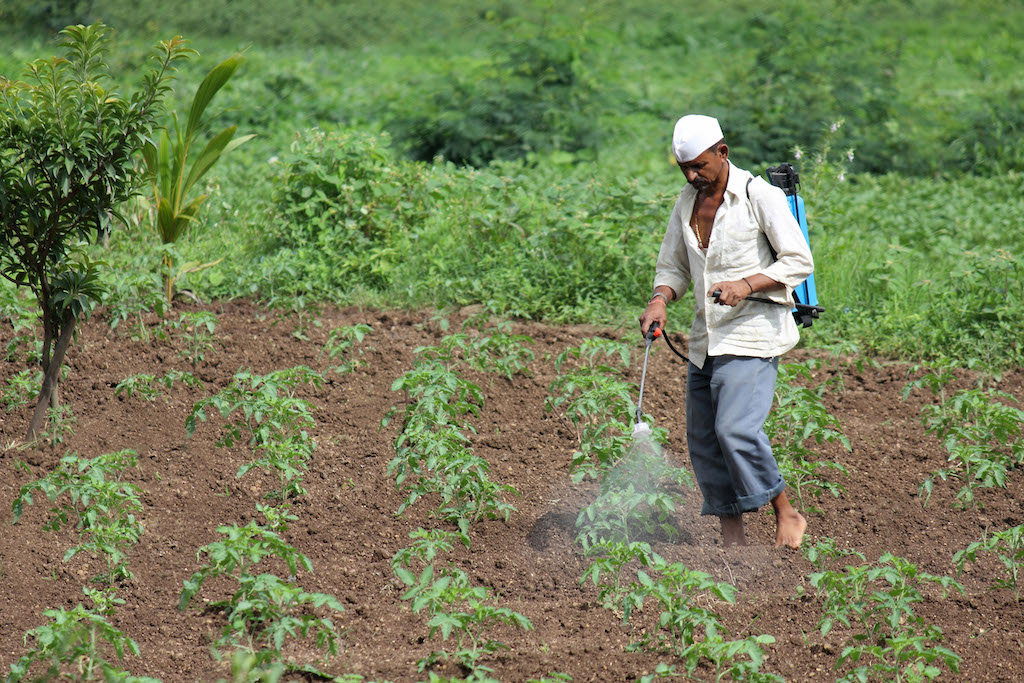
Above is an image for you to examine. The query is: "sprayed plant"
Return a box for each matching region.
[764,362,850,510]
[545,340,637,483]
[802,539,963,682]
[954,524,1024,602]
[13,450,145,584]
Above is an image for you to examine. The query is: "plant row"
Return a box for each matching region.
[384,322,543,682]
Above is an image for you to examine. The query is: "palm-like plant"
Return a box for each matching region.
[143,54,254,303]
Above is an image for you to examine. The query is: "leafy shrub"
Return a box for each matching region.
[386,8,602,166]
[268,128,434,292]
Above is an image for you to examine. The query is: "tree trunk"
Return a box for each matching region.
[26,312,78,441]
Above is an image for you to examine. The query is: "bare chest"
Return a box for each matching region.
[689,194,724,248]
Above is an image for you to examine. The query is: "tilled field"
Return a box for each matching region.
[2,302,1023,682]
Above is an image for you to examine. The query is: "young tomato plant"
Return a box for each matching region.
[623,557,779,681]
[915,387,1024,508]
[164,310,218,367]
[764,362,851,511]
[8,587,158,683]
[803,541,963,682]
[179,520,344,673]
[13,450,145,585]
[187,366,323,447]
[114,369,201,401]
[954,523,1024,601]
[320,322,373,374]
[396,563,532,680]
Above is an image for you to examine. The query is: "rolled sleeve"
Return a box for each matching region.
[653,194,692,296]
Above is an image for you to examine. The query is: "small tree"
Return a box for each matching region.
[0,22,193,440]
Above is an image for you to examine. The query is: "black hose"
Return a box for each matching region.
[659,328,690,365]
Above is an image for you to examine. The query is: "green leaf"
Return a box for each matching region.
[184,55,244,142]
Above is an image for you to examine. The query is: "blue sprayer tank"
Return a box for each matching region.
[767,163,823,328]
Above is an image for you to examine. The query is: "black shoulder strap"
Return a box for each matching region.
[746,174,777,260]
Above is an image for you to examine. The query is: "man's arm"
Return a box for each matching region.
[641,194,691,333]
[712,180,812,307]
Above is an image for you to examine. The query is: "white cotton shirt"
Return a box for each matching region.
[653,161,814,369]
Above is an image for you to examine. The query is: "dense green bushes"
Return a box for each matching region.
[4,1,1023,369]
[259,127,669,319]
[6,1,1023,177]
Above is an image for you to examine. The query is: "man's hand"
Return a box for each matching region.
[641,287,675,335]
[640,296,669,336]
[708,279,751,307]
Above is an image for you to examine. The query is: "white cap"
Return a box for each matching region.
[672,114,724,163]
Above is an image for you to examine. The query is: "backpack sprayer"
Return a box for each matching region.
[713,163,825,325]
[635,163,824,437]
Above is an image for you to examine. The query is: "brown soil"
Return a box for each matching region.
[2,301,1023,682]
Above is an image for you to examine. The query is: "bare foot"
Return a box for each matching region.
[775,507,806,549]
[720,515,747,547]
[771,491,806,549]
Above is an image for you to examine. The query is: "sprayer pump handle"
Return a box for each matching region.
[645,321,661,342]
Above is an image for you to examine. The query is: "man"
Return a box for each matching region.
[638,114,813,549]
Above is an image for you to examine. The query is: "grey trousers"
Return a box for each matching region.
[686,355,785,517]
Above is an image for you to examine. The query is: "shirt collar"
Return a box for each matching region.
[723,161,750,200]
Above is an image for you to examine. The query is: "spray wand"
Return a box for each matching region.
[633,322,662,439]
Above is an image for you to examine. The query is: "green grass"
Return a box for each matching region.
[2,0,1023,367]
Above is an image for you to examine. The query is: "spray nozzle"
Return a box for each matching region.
[645,322,661,346]
[632,421,652,438]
